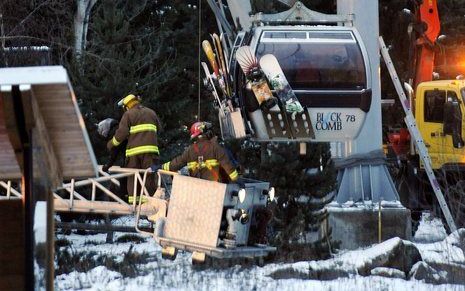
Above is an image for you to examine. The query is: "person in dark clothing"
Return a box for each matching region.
[98,118,126,172]
[97,118,128,197]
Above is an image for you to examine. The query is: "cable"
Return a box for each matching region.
[197,0,202,121]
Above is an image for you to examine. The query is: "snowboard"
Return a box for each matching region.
[259,54,304,114]
[235,46,278,110]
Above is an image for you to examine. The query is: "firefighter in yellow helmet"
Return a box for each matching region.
[108,94,161,194]
[152,121,239,183]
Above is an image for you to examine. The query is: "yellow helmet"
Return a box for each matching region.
[117,94,139,108]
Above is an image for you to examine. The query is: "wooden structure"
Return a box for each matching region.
[1,167,154,216]
[0,66,98,290]
[0,66,97,181]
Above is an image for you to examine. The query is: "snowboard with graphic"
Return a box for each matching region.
[259,54,304,114]
[235,46,278,110]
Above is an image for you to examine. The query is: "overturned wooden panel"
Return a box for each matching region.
[0,66,98,181]
[164,175,227,248]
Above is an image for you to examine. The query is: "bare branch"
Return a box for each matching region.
[6,1,50,36]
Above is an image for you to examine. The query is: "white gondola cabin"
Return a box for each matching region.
[228,26,372,142]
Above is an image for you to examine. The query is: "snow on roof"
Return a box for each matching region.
[0,66,68,85]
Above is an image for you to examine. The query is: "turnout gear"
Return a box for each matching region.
[108,96,162,194]
[108,103,161,158]
[162,130,238,182]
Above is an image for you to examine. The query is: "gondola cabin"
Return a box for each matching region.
[228,26,372,142]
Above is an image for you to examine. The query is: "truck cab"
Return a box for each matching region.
[415,80,465,169]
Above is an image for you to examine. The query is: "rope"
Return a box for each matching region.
[197,0,202,121]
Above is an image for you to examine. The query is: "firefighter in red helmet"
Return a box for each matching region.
[152,121,238,183]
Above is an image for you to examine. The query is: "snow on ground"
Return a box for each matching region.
[413,212,448,243]
[413,213,465,266]
[54,214,465,291]
[34,201,47,243]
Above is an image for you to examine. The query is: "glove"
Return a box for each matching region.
[150,164,162,172]
[102,164,111,173]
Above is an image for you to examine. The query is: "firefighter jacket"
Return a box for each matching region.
[162,138,239,182]
[107,104,161,157]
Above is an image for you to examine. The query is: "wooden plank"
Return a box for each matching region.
[51,139,93,146]
[24,87,62,189]
[0,115,21,178]
[54,199,135,215]
[0,87,25,174]
[32,83,69,93]
[32,82,98,179]
[48,130,87,138]
[40,107,80,116]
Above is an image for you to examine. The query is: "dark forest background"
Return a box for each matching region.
[1,0,465,252]
[1,0,464,157]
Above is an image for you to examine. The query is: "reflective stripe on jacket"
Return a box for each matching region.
[162,138,238,182]
[107,105,161,157]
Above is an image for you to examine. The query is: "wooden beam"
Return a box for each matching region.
[0,86,26,172]
[0,93,21,179]
[21,86,62,189]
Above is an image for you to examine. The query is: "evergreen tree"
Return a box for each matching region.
[69,0,209,162]
[228,140,336,259]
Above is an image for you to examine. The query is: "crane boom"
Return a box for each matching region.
[412,0,440,88]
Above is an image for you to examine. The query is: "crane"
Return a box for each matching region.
[386,0,465,232]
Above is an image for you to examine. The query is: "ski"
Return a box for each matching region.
[220,33,230,73]
[259,54,304,115]
[235,46,278,110]
[201,40,220,77]
[201,61,225,114]
[213,33,231,96]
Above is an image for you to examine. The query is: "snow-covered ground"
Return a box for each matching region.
[54,214,465,291]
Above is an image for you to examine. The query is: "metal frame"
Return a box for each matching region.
[250,1,353,26]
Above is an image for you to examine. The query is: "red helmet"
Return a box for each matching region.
[190,121,211,139]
